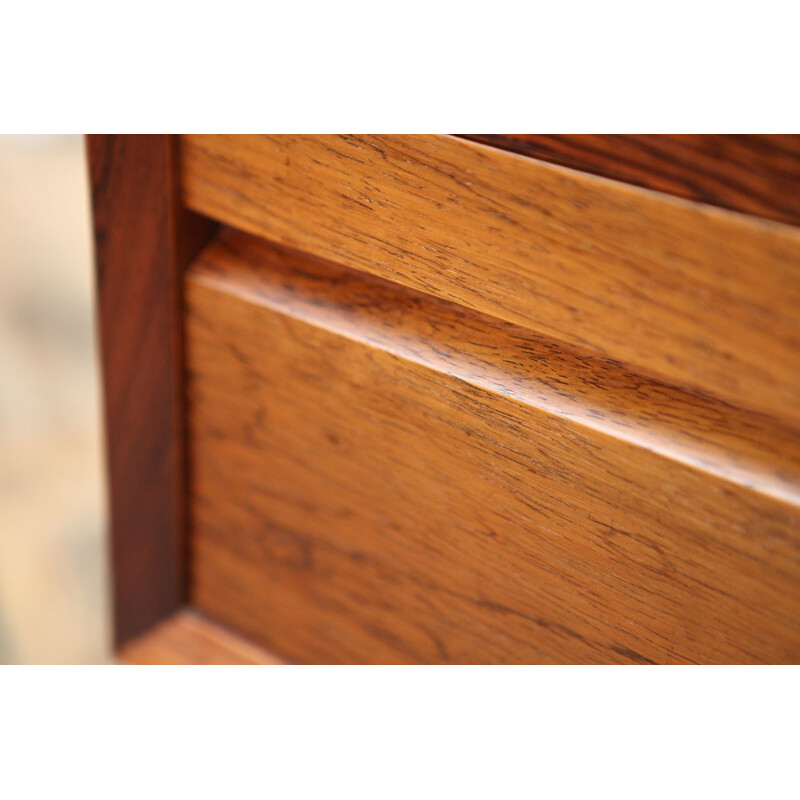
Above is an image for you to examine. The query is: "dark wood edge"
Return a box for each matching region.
[87,135,216,647]
[461,134,800,228]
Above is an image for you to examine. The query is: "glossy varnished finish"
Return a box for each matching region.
[463,135,800,227]
[91,135,800,664]
[185,229,800,664]
[180,134,800,428]
[88,135,215,646]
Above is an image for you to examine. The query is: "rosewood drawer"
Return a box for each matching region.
[89,134,800,664]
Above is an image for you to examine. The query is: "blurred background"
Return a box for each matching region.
[0,135,109,663]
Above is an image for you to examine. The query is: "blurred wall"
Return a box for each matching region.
[0,135,109,663]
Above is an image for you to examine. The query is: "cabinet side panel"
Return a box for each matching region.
[88,134,214,646]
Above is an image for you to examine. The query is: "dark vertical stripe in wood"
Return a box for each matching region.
[87,135,215,647]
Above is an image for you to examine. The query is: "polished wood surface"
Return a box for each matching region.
[184,229,800,664]
[119,609,283,665]
[88,135,215,646]
[463,135,800,227]
[181,134,800,428]
[90,135,800,664]
[189,229,800,505]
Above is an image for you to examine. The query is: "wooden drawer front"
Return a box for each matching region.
[182,134,800,428]
[185,229,800,664]
[90,135,800,664]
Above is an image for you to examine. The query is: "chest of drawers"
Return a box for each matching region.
[89,134,800,664]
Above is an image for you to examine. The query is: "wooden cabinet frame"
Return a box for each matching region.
[89,136,226,658]
[88,134,800,664]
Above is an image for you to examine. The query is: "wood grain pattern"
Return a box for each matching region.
[119,609,284,665]
[88,135,215,647]
[181,134,800,429]
[463,135,800,227]
[185,229,800,664]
